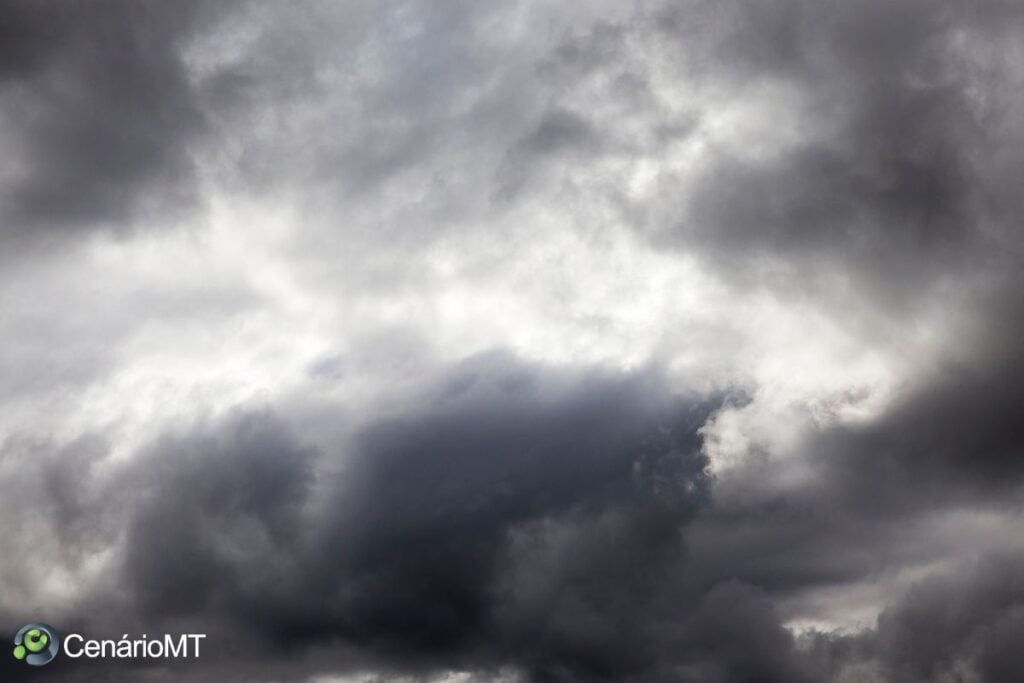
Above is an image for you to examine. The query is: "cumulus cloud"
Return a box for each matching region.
[2,359,723,681]
[2,0,1024,682]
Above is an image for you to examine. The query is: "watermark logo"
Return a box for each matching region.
[11,623,204,665]
[12,623,61,666]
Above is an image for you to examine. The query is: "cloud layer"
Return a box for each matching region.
[2,1,1024,681]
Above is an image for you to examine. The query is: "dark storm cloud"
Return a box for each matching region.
[121,412,315,621]
[111,356,723,682]
[0,0,240,237]
[308,356,713,678]
[808,553,1024,683]
[812,357,1024,510]
[0,356,834,682]
[29,353,1017,683]
[872,554,1024,682]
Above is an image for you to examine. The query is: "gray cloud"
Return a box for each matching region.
[809,553,1024,683]
[7,354,1012,683]
[0,0,243,239]
[4,1,1024,682]
[0,356,851,682]
[502,0,1024,316]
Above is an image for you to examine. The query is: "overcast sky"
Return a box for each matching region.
[2,1,1024,682]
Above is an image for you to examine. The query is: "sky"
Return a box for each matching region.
[1,1,1024,681]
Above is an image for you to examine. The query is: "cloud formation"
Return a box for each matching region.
[0,0,239,239]
[2,1,1024,682]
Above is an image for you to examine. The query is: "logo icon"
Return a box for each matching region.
[13,624,60,666]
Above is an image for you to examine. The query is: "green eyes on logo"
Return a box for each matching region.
[12,624,60,666]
